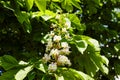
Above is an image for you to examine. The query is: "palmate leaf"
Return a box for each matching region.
[82,54,99,77]
[89,52,109,74]
[69,69,94,80]
[56,68,94,80]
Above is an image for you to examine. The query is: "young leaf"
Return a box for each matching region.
[15,65,33,80]
[25,0,34,10]
[35,0,46,12]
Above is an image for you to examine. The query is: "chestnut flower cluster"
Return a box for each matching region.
[42,15,71,72]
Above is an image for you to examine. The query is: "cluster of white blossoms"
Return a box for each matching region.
[42,15,72,72]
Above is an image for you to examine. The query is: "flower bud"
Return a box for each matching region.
[62,28,67,33]
[61,42,69,48]
[46,39,53,52]
[57,55,71,66]
[53,35,62,42]
[50,49,59,59]
[60,48,71,55]
[64,18,71,29]
[48,62,57,72]
[42,54,51,63]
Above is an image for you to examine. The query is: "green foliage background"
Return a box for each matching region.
[0,0,120,80]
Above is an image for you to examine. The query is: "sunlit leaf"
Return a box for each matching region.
[89,52,109,74]
[81,35,100,51]
[55,74,64,80]
[71,0,82,10]
[25,0,34,10]
[36,63,46,73]
[35,0,46,12]
[69,68,94,80]
[75,40,88,54]
[15,65,33,80]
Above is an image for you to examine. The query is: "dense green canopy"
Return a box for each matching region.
[0,0,120,80]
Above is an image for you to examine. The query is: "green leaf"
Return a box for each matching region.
[62,69,77,80]
[68,14,85,31]
[31,12,43,18]
[71,0,82,10]
[82,54,99,77]
[114,62,120,75]
[15,11,29,24]
[25,0,34,10]
[0,69,19,80]
[36,63,46,73]
[69,69,94,80]
[89,52,109,74]
[23,19,32,33]
[41,10,56,21]
[52,0,61,2]
[75,40,88,54]
[61,0,73,12]
[0,55,18,70]
[81,35,100,51]
[1,1,14,11]
[55,74,64,80]
[114,43,120,52]
[15,65,33,80]
[28,72,36,80]
[35,0,46,12]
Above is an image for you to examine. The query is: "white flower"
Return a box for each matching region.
[47,40,53,48]
[48,62,57,72]
[64,18,71,29]
[46,39,53,52]
[65,33,70,39]
[55,14,60,19]
[62,28,67,33]
[49,31,55,36]
[57,55,71,66]
[60,48,71,55]
[42,54,51,63]
[53,35,62,42]
[50,49,59,59]
[61,42,69,48]
[51,23,57,28]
